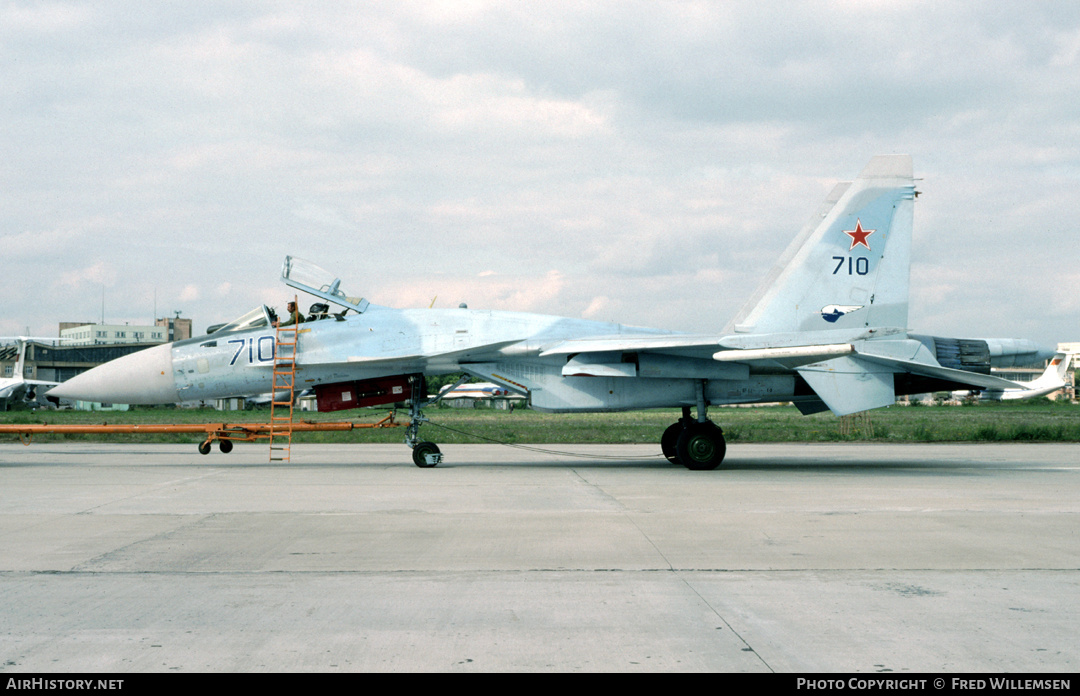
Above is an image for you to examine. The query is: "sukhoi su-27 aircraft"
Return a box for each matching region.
[49,156,1056,468]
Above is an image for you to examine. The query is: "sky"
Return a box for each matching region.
[2,1,1078,349]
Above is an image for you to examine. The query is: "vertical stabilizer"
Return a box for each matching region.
[727,155,916,335]
[13,339,26,382]
[1006,353,1073,396]
[1031,353,1073,389]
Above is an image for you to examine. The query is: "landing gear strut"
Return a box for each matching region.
[404,374,466,468]
[662,385,727,470]
[404,396,441,468]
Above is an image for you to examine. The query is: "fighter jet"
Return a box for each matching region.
[1,338,62,410]
[49,155,1056,468]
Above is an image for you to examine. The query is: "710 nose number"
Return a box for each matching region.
[228,336,276,365]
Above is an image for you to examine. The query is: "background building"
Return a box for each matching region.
[58,315,192,345]
[156,316,192,342]
[4,314,195,384]
[58,322,167,346]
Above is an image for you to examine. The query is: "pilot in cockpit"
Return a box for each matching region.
[278,301,304,327]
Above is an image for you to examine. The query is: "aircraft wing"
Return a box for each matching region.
[535,330,1030,417]
[540,327,910,358]
[538,334,729,357]
[23,379,61,387]
[335,340,525,367]
[539,327,905,366]
[543,329,1024,384]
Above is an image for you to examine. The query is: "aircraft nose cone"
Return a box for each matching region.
[48,343,179,405]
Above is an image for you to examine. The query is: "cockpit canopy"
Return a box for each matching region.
[206,257,368,335]
[206,306,275,335]
[281,256,369,314]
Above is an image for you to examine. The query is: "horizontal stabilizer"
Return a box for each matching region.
[855,353,1023,391]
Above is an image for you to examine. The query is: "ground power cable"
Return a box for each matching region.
[424,419,669,461]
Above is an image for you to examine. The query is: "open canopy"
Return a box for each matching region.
[281,256,370,314]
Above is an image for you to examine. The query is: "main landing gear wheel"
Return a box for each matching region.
[412,441,441,468]
[661,422,683,464]
[675,421,726,471]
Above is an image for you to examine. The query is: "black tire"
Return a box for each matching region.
[412,441,441,468]
[198,441,212,455]
[675,421,726,470]
[219,439,234,454]
[661,422,683,464]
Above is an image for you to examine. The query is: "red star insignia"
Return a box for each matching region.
[843,219,875,251]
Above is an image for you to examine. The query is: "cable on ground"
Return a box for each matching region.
[424,420,668,461]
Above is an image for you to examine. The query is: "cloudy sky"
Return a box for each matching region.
[3,1,1078,348]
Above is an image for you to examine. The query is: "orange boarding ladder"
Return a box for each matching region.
[269,300,300,461]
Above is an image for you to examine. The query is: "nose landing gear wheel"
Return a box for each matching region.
[412,441,441,468]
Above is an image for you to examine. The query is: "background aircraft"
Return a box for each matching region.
[953,353,1072,402]
[0,338,63,411]
[49,156,1056,468]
